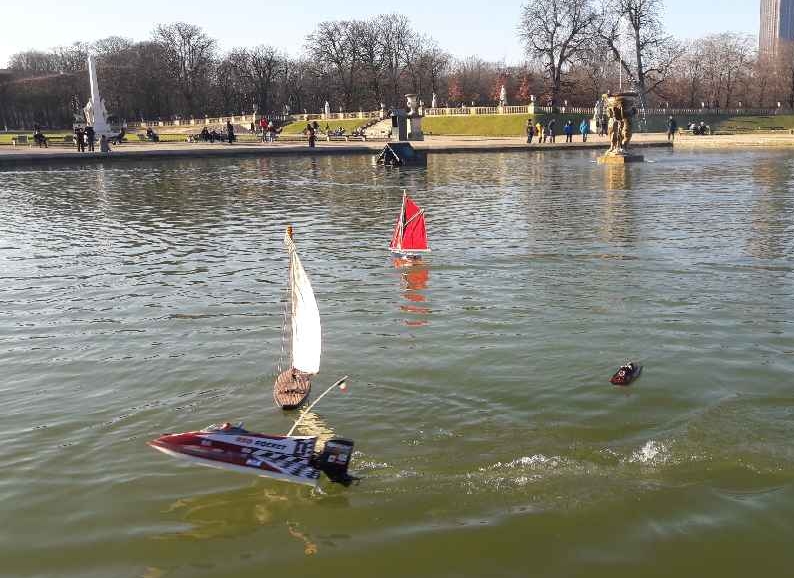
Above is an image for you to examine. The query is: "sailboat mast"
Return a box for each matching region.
[286,226,295,370]
[398,190,406,250]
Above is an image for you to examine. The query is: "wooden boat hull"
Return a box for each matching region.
[274,368,312,410]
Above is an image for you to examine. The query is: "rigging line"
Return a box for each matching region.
[402,208,425,228]
[286,375,349,436]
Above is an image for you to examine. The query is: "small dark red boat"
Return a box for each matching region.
[610,361,642,386]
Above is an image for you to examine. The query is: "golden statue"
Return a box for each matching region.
[598,92,643,164]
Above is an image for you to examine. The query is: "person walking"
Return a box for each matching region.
[535,121,543,144]
[563,120,573,143]
[85,125,95,152]
[667,116,677,142]
[259,117,268,142]
[547,118,556,143]
[526,118,534,143]
[579,118,590,142]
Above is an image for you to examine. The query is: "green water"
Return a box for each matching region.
[2,150,793,578]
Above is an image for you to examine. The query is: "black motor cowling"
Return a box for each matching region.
[314,438,355,485]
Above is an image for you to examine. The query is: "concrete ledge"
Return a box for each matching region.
[0,137,674,167]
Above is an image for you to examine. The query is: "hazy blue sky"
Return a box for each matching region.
[0,0,759,67]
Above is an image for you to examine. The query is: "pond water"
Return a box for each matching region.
[2,149,794,578]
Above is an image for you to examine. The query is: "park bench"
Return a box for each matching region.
[11,135,29,147]
[325,134,369,142]
[276,134,307,142]
[46,135,77,148]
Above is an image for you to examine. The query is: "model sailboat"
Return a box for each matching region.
[274,226,321,410]
[389,191,430,257]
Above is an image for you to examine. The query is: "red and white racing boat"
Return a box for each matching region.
[149,422,354,487]
[149,377,355,487]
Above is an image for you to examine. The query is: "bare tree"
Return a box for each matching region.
[406,37,450,101]
[152,22,217,115]
[518,0,597,107]
[306,20,362,110]
[452,56,497,105]
[377,14,416,106]
[357,19,386,106]
[52,42,90,72]
[247,46,286,113]
[596,0,681,99]
[8,51,60,73]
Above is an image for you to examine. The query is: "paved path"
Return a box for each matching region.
[0,134,674,166]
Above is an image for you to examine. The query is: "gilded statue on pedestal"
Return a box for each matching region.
[598,91,644,164]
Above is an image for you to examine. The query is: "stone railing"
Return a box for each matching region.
[123,105,792,131]
[423,104,789,117]
[127,113,290,130]
[297,111,381,121]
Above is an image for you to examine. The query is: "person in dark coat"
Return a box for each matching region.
[85,125,95,152]
[305,123,316,148]
[226,121,235,144]
[75,128,85,152]
[667,116,677,141]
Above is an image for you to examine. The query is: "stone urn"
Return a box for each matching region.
[405,94,418,117]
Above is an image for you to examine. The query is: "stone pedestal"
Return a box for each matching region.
[597,152,644,164]
[407,116,423,141]
[405,93,424,141]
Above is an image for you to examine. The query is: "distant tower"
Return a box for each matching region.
[760,0,794,54]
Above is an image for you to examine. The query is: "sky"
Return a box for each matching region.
[0,0,760,68]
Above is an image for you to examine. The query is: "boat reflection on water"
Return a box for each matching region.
[393,257,430,326]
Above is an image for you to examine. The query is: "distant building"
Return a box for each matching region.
[760,0,794,54]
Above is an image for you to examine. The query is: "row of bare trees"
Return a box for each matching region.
[517,0,794,111]
[518,0,681,107]
[0,17,452,129]
[2,10,794,129]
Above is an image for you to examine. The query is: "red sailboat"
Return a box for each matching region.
[389,191,430,257]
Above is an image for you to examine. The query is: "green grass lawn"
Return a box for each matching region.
[422,113,594,137]
[711,115,794,133]
[281,118,370,134]
[0,130,72,144]
[152,132,262,143]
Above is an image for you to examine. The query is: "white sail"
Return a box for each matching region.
[285,230,321,374]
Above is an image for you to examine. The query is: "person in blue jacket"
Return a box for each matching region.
[579,118,590,142]
[563,120,574,143]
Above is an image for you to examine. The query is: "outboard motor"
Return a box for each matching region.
[314,438,356,485]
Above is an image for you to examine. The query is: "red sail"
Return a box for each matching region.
[400,196,428,251]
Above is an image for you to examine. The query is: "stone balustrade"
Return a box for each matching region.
[123,105,791,131]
